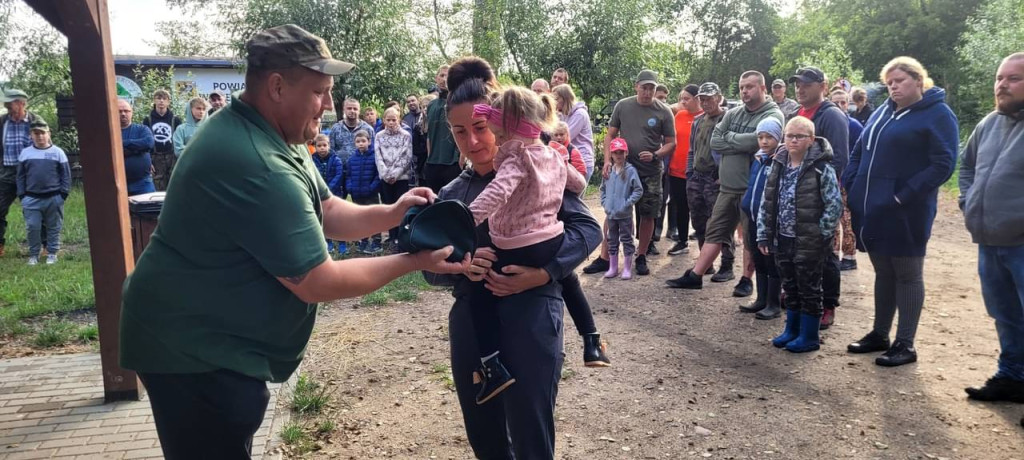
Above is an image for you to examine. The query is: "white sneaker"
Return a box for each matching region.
[46,254,58,265]
[28,257,38,266]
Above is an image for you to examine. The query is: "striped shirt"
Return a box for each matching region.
[3,117,31,166]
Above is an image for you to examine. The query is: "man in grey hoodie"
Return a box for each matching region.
[666,71,784,289]
[960,52,1024,406]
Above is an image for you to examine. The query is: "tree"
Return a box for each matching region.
[957,0,1024,128]
[5,28,72,127]
[472,0,504,69]
[146,20,231,57]
[685,0,782,93]
[771,10,863,85]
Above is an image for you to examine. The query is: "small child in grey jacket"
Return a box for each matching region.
[600,138,643,279]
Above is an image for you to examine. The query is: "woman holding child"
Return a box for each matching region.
[423,57,601,459]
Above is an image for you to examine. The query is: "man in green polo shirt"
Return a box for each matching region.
[119,24,468,459]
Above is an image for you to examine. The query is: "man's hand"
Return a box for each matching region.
[465,247,497,282]
[485,265,551,297]
[639,151,655,162]
[758,243,770,256]
[394,187,436,214]
[602,160,611,179]
[415,246,471,274]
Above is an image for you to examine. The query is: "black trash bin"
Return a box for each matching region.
[128,192,165,262]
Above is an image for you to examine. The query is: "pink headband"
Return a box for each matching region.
[473,104,542,139]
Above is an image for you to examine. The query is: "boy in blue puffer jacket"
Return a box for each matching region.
[345,130,382,253]
[740,118,783,320]
[311,134,346,254]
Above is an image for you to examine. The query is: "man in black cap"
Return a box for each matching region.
[0,89,42,257]
[789,65,850,330]
[119,24,468,459]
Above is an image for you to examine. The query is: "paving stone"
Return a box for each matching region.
[0,434,27,446]
[24,408,72,419]
[87,432,137,444]
[0,419,40,430]
[54,420,103,431]
[8,425,56,436]
[36,414,87,426]
[122,448,164,459]
[61,398,105,409]
[0,412,27,422]
[3,448,59,460]
[69,426,119,438]
[99,416,148,427]
[8,397,51,405]
[1,441,42,452]
[104,440,156,452]
[23,430,73,442]
[115,423,156,433]
[133,431,158,441]
[38,437,89,449]
[54,443,106,456]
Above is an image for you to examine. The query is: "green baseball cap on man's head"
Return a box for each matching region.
[245,24,355,76]
[635,69,659,86]
[3,89,28,103]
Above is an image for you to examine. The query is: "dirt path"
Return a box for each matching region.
[296,196,1024,459]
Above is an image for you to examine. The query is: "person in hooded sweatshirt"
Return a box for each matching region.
[552,84,595,182]
[173,97,209,158]
[143,89,183,191]
[843,56,958,368]
[757,116,842,353]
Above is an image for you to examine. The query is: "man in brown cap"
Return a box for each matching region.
[119,24,468,459]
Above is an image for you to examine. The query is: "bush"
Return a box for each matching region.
[33,319,77,347]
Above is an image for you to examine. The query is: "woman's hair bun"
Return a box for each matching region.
[447,57,496,94]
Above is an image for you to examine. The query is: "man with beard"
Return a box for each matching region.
[329,97,374,167]
[960,52,1024,411]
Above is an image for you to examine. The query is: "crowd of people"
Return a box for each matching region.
[2,21,1022,459]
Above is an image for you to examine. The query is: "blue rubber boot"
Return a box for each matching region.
[785,313,822,353]
[772,309,801,348]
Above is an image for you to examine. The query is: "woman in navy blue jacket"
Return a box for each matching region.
[843,57,959,367]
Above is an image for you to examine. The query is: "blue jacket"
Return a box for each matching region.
[345,149,380,198]
[741,150,773,222]
[843,87,959,256]
[121,123,155,183]
[847,116,864,155]
[312,152,345,198]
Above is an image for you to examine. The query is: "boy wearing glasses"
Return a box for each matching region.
[756,116,842,353]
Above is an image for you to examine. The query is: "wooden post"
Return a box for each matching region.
[25,0,140,401]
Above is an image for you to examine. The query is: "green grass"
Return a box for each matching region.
[291,374,331,415]
[360,272,431,305]
[279,422,307,445]
[0,187,94,335]
[32,319,79,347]
[315,419,336,434]
[76,324,98,342]
[430,362,455,391]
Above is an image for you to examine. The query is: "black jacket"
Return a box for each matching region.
[759,139,834,262]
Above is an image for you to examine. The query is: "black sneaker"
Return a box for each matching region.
[840,258,858,271]
[847,330,891,354]
[665,269,702,289]
[875,340,917,367]
[635,255,650,276]
[668,229,680,241]
[711,267,735,283]
[646,242,660,256]
[582,257,609,274]
[667,242,689,256]
[732,276,753,297]
[966,376,1024,403]
[475,356,516,404]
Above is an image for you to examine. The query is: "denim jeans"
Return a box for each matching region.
[21,195,64,257]
[128,176,156,196]
[979,244,1024,381]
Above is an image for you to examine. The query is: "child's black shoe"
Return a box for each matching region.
[583,333,611,367]
[475,356,516,404]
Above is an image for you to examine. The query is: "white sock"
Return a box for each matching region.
[481,351,499,364]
